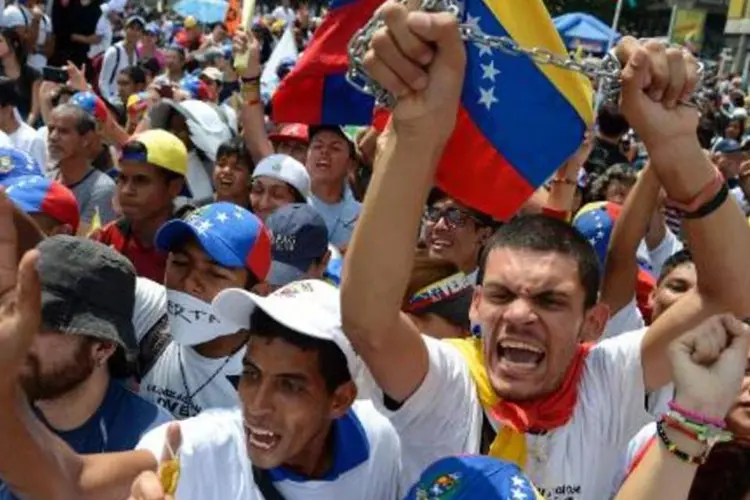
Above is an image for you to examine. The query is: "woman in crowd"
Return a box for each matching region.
[0,28,41,125]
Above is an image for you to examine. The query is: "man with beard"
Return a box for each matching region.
[0,235,171,499]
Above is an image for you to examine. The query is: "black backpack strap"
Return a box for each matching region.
[109,45,122,87]
[137,314,173,380]
[252,466,286,500]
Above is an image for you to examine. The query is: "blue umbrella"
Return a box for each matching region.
[173,0,228,25]
[553,13,620,54]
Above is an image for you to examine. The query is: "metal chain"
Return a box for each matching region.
[346,0,702,110]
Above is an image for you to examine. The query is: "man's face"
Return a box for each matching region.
[604,180,632,205]
[125,24,143,44]
[275,139,308,165]
[471,248,600,401]
[306,131,351,188]
[165,239,248,303]
[47,109,86,162]
[423,198,487,271]
[212,24,226,40]
[250,176,298,222]
[239,336,349,470]
[117,74,137,104]
[117,162,180,222]
[650,262,697,321]
[19,332,96,401]
[165,50,183,72]
[213,154,249,201]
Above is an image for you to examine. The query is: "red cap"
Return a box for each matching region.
[269,123,309,144]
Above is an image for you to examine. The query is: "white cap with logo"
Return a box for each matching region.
[212,279,361,379]
[252,153,311,200]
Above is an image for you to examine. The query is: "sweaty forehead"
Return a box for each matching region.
[483,247,581,293]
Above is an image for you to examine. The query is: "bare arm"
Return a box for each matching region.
[641,143,750,390]
[341,5,465,402]
[601,166,661,315]
[612,38,750,391]
[341,124,436,402]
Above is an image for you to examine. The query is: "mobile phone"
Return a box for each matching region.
[42,66,68,84]
[158,84,174,99]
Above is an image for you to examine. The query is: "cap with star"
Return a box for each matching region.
[0,148,44,186]
[404,456,543,499]
[154,202,272,282]
[5,176,80,233]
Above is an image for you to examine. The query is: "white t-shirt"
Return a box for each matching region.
[375,331,653,500]
[9,121,46,171]
[133,278,246,420]
[28,13,52,70]
[98,42,138,105]
[136,401,403,500]
[88,14,112,59]
[602,298,645,340]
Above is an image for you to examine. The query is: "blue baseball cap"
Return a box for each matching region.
[265,203,329,286]
[5,176,80,233]
[155,203,272,282]
[712,138,742,154]
[404,456,542,500]
[0,148,44,186]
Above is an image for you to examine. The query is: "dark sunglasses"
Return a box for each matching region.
[423,206,478,228]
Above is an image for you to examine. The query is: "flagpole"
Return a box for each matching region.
[606,0,625,54]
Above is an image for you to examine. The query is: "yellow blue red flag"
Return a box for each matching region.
[436,0,594,220]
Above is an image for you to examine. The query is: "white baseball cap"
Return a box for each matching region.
[212,279,361,380]
[252,154,311,200]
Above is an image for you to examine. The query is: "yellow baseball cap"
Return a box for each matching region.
[121,130,188,176]
[184,16,198,28]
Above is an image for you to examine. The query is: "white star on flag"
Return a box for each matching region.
[589,237,596,246]
[216,212,229,223]
[476,43,493,57]
[478,87,498,110]
[465,13,481,31]
[480,60,500,82]
[234,210,245,220]
[511,488,528,500]
[511,476,526,487]
[596,230,605,239]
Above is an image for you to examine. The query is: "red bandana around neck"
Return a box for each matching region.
[490,343,593,433]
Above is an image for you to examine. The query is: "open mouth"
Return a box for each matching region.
[245,424,281,451]
[429,238,453,251]
[496,340,545,373]
[216,178,235,189]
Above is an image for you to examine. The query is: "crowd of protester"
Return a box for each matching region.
[0,0,749,499]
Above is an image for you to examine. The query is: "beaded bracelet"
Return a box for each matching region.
[668,400,726,429]
[665,411,733,445]
[656,418,710,465]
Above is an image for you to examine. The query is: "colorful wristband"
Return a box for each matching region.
[668,400,726,429]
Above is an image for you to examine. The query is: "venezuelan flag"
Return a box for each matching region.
[436,0,593,221]
[271,0,381,124]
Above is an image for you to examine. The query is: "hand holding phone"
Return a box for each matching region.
[42,66,68,84]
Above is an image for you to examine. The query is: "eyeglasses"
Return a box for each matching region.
[423,206,477,228]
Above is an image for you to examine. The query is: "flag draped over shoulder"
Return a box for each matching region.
[271,0,382,124]
[273,0,593,220]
